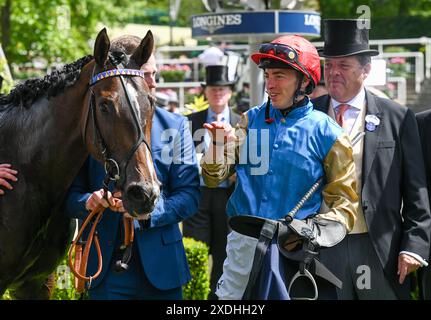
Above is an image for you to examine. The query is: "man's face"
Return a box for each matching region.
[264,68,303,109]
[324,56,371,102]
[142,54,157,94]
[204,85,232,113]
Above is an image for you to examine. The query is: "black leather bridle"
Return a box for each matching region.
[85,55,154,194]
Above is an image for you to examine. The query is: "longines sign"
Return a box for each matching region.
[191,10,321,39]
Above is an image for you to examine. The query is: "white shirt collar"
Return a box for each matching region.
[207,105,230,122]
[331,87,366,111]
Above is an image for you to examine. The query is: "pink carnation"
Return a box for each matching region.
[389,57,406,64]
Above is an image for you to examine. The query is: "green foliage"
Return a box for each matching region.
[1,290,11,300]
[0,52,13,94]
[319,0,431,38]
[371,16,431,38]
[123,0,207,28]
[182,237,210,300]
[183,95,209,115]
[0,0,136,65]
[160,70,186,82]
[12,68,44,80]
[51,258,81,300]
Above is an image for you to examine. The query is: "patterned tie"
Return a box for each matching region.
[336,104,350,128]
[213,113,225,122]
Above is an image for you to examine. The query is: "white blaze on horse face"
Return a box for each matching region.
[143,145,157,181]
[126,81,157,184]
[126,82,141,124]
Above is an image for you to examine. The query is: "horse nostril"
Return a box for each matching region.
[126,185,146,202]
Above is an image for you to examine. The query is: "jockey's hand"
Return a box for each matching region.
[398,253,422,284]
[203,121,237,146]
[0,163,18,196]
[85,189,122,212]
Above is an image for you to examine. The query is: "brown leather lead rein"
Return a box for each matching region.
[68,204,134,293]
[68,206,104,293]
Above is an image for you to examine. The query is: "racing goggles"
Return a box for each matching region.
[259,43,299,64]
[258,42,311,80]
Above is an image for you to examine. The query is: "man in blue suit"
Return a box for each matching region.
[65,44,200,299]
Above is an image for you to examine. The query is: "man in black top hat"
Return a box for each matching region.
[182,65,240,299]
[313,19,431,299]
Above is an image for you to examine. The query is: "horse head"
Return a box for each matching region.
[85,28,161,218]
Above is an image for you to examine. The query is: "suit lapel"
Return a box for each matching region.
[362,90,383,188]
[197,109,208,135]
[229,108,240,127]
[312,94,331,114]
[192,109,208,148]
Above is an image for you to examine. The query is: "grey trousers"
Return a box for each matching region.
[319,233,401,300]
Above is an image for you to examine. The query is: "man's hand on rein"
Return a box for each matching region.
[85,189,124,212]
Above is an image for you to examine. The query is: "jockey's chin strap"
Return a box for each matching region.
[264,91,308,124]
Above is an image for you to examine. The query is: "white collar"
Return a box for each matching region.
[331,87,365,111]
[207,105,230,121]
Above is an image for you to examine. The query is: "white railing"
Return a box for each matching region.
[156,37,431,107]
[158,37,431,80]
[380,52,424,93]
[312,37,431,79]
[157,58,201,82]
[387,76,407,105]
[157,81,201,112]
[157,44,249,54]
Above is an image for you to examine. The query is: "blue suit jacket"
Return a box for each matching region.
[65,107,200,290]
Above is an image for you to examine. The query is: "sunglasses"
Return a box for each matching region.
[259,43,299,63]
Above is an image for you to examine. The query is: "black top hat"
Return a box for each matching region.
[319,19,379,58]
[201,65,236,87]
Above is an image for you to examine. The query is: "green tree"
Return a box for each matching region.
[318,0,431,38]
[319,0,431,19]
[124,0,207,28]
[0,0,138,65]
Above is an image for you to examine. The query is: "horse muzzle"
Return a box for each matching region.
[123,182,160,218]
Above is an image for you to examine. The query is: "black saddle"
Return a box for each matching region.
[229,215,345,300]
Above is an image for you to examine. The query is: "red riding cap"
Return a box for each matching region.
[251,35,321,94]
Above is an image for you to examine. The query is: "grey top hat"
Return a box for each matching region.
[201,65,236,87]
[319,19,379,58]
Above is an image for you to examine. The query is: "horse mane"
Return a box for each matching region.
[0,55,94,109]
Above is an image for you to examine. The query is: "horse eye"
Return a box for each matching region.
[99,102,110,114]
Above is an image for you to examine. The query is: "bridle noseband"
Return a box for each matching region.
[86,56,154,193]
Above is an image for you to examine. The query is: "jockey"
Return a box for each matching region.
[201,34,359,300]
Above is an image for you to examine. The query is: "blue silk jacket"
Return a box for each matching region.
[202,99,358,231]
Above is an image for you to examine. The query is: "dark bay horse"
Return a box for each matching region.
[0,29,160,299]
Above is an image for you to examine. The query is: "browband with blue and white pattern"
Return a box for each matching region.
[89,69,146,86]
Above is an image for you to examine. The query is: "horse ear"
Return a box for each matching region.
[131,30,154,68]
[94,28,111,67]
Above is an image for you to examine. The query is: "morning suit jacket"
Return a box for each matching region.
[416,109,431,299]
[313,91,431,299]
[65,107,200,290]
[187,107,241,150]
